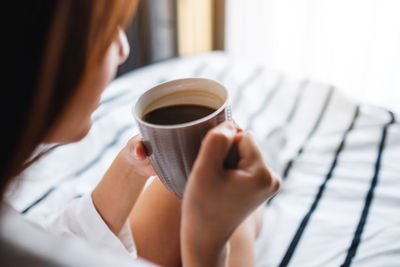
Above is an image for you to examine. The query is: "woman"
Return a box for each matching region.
[1,1,280,266]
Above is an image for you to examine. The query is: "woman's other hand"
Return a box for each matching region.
[181,121,280,267]
[123,135,156,179]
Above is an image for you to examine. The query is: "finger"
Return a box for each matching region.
[125,136,152,167]
[196,121,237,169]
[236,131,262,168]
[121,136,157,177]
[133,140,148,160]
[232,120,244,133]
[126,135,146,160]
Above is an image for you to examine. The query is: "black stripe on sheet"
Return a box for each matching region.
[21,187,56,215]
[278,105,360,267]
[282,86,335,180]
[285,80,309,123]
[21,124,134,214]
[231,67,264,108]
[340,110,395,267]
[246,75,284,130]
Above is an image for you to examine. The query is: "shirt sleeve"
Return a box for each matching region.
[43,193,138,259]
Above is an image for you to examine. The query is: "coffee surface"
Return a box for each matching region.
[143,104,216,125]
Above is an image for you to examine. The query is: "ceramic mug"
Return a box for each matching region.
[133,78,238,198]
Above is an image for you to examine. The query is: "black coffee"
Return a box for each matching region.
[143,104,216,125]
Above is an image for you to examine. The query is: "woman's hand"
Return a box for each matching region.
[181,121,280,267]
[92,135,156,234]
[123,135,157,179]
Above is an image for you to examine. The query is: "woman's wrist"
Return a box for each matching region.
[181,234,229,267]
[181,213,231,267]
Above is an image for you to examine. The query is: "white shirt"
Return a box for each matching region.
[0,195,157,266]
[44,193,138,258]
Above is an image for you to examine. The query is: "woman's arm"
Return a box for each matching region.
[92,136,156,235]
[181,122,280,267]
[42,136,156,260]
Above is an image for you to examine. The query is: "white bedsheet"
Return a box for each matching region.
[6,52,400,267]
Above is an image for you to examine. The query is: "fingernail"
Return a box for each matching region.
[232,120,243,132]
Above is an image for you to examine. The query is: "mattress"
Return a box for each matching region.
[6,52,400,267]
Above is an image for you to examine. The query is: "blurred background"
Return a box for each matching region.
[118,0,400,113]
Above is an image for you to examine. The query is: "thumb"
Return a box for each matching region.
[195,121,237,170]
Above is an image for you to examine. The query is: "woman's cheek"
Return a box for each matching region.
[105,43,121,84]
[67,44,121,142]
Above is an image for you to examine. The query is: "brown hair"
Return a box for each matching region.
[1,0,138,198]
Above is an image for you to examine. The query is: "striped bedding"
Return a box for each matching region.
[6,52,400,266]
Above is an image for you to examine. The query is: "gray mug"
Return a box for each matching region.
[133,78,238,198]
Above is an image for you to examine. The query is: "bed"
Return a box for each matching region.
[6,52,400,266]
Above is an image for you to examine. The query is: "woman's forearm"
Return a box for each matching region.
[92,147,149,234]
